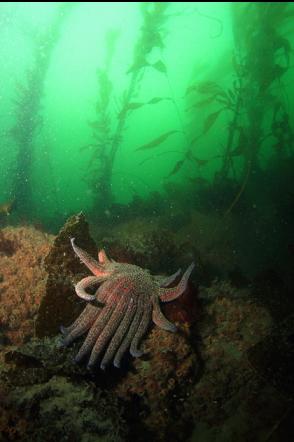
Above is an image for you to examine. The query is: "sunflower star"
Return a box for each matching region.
[60,238,194,370]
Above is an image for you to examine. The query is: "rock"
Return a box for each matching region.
[35,212,97,337]
[247,313,294,398]
[1,337,126,442]
[100,218,180,274]
[114,324,198,440]
[0,225,52,345]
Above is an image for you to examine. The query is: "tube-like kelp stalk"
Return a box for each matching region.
[11,3,75,219]
[86,3,171,211]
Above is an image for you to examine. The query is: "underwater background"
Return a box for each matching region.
[0,2,293,442]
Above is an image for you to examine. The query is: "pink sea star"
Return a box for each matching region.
[61,238,194,370]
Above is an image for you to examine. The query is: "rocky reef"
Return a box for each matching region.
[0,214,292,442]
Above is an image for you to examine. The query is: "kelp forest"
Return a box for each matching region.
[0,3,294,442]
[0,3,292,276]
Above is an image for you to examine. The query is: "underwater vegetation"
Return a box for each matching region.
[181,3,294,216]
[0,2,294,441]
[9,3,75,219]
[0,2,292,232]
[84,2,172,211]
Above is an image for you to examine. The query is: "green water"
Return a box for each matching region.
[0,4,241,211]
[0,2,293,268]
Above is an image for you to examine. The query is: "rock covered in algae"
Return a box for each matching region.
[114,323,198,441]
[247,313,294,398]
[0,226,53,345]
[1,338,126,442]
[100,218,180,274]
[180,282,292,442]
[1,316,198,442]
[35,212,97,338]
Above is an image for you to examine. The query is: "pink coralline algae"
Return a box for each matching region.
[61,238,194,369]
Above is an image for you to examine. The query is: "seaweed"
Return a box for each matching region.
[181,2,294,214]
[9,3,75,220]
[84,3,171,211]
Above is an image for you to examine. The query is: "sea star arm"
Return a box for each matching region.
[74,276,104,301]
[98,249,111,265]
[70,238,110,277]
[130,293,152,357]
[159,262,195,302]
[60,303,99,336]
[74,303,114,363]
[87,294,128,369]
[157,268,182,287]
[152,296,177,332]
[113,295,143,368]
[100,298,136,369]
[74,286,118,363]
[61,304,98,347]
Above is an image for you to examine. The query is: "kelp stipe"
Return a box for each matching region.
[10,3,74,220]
[83,3,171,212]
